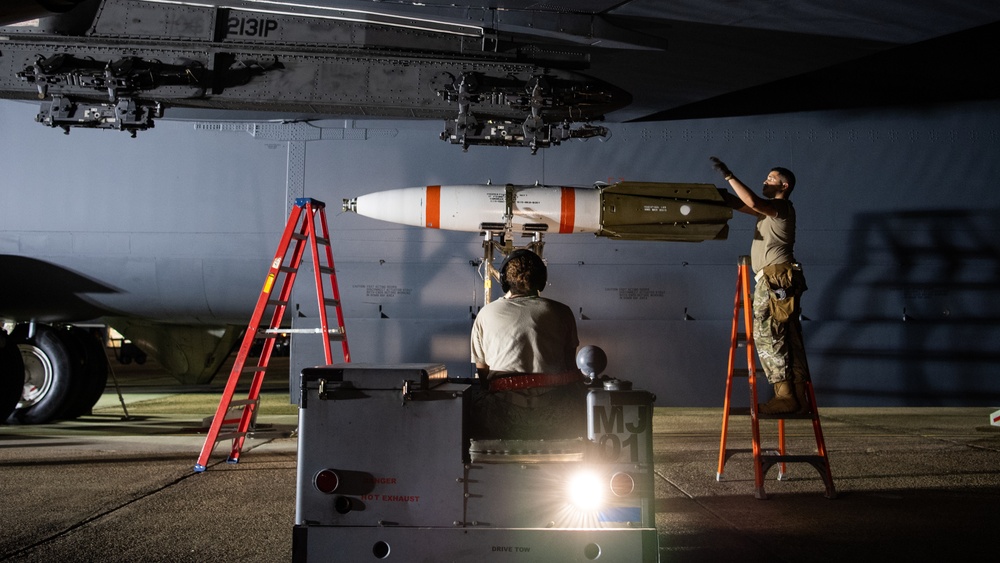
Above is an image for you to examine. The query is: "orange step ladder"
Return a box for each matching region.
[194,198,350,472]
[716,256,836,499]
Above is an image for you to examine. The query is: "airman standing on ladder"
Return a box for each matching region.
[711,157,811,415]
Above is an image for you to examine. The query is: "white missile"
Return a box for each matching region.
[343,182,733,242]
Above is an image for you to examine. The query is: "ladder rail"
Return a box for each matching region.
[225,208,311,463]
[742,264,768,495]
[316,205,351,362]
[304,204,335,366]
[716,267,744,479]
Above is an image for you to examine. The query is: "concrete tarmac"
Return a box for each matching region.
[2,369,999,562]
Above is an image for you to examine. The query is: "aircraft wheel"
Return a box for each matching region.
[0,331,25,421]
[7,324,79,424]
[61,327,109,418]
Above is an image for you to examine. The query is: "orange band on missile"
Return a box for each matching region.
[559,187,575,233]
[426,185,441,228]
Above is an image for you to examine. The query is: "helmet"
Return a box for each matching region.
[499,249,547,293]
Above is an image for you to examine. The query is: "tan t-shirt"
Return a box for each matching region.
[471,295,578,378]
[750,200,796,273]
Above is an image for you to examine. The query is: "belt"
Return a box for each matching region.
[755,262,801,282]
[488,372,582,392]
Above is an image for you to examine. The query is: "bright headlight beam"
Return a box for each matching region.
[567,471,605,512]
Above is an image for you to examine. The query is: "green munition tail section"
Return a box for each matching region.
[598,181,732,242]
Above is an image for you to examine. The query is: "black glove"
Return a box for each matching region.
[710,156,733,179]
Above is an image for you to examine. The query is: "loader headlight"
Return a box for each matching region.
[567,470,605,511]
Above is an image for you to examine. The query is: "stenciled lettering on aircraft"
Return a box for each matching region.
[605,287,665,301]
[592,404,649,463]
[228,16,279,38]
[492,546,531,553]
[352,284,412,298]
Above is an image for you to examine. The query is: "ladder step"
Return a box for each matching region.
[315,236,330,246]
[253,331,284,339]
[217,415,244,425]
[269,327,344,335]
[279,265,297,273]
[758,410,816,420]
[727,406,815,420]
[318,266,335,275]
[760,453,826,464]
[215,431,248,442]
[733,368,750,378]
[227,399,258,408]
[322,298,340,307]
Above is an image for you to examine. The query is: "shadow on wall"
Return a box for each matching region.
[0,255,118,323]
[810,209,1000,406]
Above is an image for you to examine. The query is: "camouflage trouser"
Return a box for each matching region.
[752,266,811,385]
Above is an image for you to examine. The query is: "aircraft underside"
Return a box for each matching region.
[3,0,1000,424]
[0,0,633,423]
[0,0,629,151]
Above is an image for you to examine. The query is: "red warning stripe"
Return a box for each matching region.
[559,187,575,233]
[426,185,441,229]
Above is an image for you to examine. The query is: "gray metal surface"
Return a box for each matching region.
[3,96,1000,406]
[293,526,658,562]
[295,365,467,527]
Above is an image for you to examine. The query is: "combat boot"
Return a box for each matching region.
[758,381,798,415]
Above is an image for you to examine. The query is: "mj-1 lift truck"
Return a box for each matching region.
[292,362,658,562]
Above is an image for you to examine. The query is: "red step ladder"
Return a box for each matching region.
[194,198,350,472]
[716,256,836,499]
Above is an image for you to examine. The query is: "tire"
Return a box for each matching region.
[0,331,25,421]
[7,324,79,424]
[60,327,109,418]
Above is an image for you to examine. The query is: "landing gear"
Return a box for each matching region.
[6,323,109,424]
[61,326,109,419]
[0,329,24,421]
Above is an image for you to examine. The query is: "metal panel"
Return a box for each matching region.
[92,0,216,40]
[292,526,658,562]
[295,366,468,527]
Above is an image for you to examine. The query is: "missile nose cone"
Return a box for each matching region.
[342,198,357,213]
